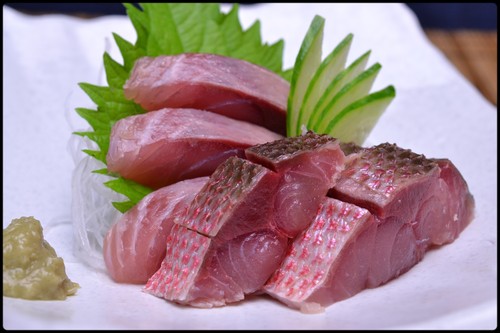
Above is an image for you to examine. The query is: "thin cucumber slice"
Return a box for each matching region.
[326,85,396,144]
[287,15,325,137]
[295,34,353,135]
[307,50,370,131]
[313,62,382,133]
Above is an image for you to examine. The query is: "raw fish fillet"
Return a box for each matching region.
[330,143,474,266]
[145,133,347,307]
[175,157,281,242]
[103,177,208,284]
[246,132,346,237]
[145,157,288,307]
[329,142,442,287]
[265,143,474,311]
[264,197,377,313]
[146,224,288,307]
[106,108,282,189]
[124,54,289,135]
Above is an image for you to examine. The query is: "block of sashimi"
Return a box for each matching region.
[106,108,282,189]
[246,131,346,238]
[329,143,474,286]
[144,157,287,307]
[174,157,281,242]
[146,224,289,308]
[123,53,290,135]
[264,143,474,312]
[263,197,377,313]
[103,177,208,284]
[145,133,346,307]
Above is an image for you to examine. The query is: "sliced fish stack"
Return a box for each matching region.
[264,143,475,312]
[145,157,286,307]
[144,133,346,307]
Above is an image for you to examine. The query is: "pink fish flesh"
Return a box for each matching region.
[123,54,289,135]
[264,143,474,311]
[246,132,346,238]
[428,158,475,245]
[145,133,347,307]
[106,108,282,189]
[103,177,208,284]
[330,143,474,256]
[144,157,288,307]
[264,197,377,313]
[146,224,289,308]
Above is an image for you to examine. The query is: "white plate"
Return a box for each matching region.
[3,3,497,329]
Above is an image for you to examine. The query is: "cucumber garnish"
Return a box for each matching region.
[307,50,371,132]
[324,85,396,143]
[289,15,396,144]
[287,15,325,137]
[313,63,381,133]
[296,33,353,135]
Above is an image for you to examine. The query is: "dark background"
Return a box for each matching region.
[5,3,498,30]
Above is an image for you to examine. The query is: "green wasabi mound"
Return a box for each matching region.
[3,217,79,300]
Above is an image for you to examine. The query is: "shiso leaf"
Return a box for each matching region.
[104,177,153,214]
[103,52,129,88]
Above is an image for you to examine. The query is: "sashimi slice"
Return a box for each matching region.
[330,143,474,255]
[123,54,290,135]
[265,143,474,312]
[350,145,475,286]
[146,133,348,307]
[103,177,208,284]
[246,132,346,237]
[263,197,377,313]
[106,108,282,189]
[145,225,288,308]
[176,156,281,242]
[145,157,287,307]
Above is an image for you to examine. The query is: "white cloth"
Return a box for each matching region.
[3,4,496,329]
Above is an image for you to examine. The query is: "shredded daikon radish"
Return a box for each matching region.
[69,133,124,271]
